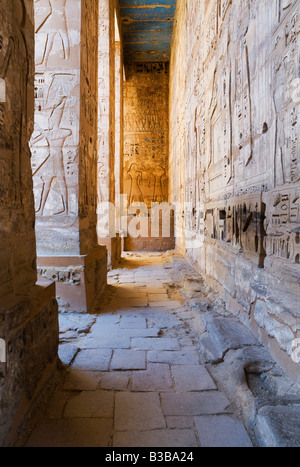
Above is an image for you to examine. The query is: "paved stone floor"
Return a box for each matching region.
[22,253,253,447]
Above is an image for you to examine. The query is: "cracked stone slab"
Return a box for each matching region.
[195,415,253,447]
[131,363,173,392]
[111,349,146,370]
[148,350,199,365]
[114,392,166,431]
[171,365,217,392]
[161,391,231,416]
[131,337,180,351]
[255,405,300,447]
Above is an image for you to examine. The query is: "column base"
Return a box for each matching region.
[37,247,107,313]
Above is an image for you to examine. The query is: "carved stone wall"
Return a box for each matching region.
[0,0,58,446]
[123,62,174,251]
[170,0,300,381]
[32,0,107,312]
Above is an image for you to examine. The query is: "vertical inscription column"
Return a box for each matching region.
[98,0,120,268]
[32,0,107,313]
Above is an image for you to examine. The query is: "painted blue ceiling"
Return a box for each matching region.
[118,0,177,63]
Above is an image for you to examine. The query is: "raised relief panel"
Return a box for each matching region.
[123,63,169,210]
[232,38,253,178]
[205,194,267,267]
[207,54,232,196]
[272,3,300,186]
[30,72,80,224]
[265,187,300,264]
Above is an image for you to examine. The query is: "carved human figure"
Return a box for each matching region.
[31,93,71,216]
[128,163,144,205]
[35,0,70,66]
[153,165,166,203]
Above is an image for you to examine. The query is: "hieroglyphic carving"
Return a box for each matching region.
[207,50,232,195]
[205,194,267,267]
[272,4,300,186]
[30,72,79,221]
[123,64,169,209]
[232,35,253,173]
[265,187,300,264]
[134,62,169,75]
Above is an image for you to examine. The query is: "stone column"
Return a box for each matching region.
[98,0,121,269]
[0,0,58,446]
[32,0,107,312]
[114,15,124,258]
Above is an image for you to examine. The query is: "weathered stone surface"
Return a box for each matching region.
[171,365,217,392]
[123,62,175,252]
[58,344,79,366]
[195,415,253,447]
[64,390,114,419]
[131,363,173,392]
[110,349,146,370]
[113,429,198,448]
[114,392,166,431]
[131,337,180,351]
[255,405,300,447]
[32,0,107,312]
[199,314,257,363]
[161,392,231,416]
[148,350,199,365]
[169,0,300,380]
[25,418,113,447]
[63,370,101,391]
[71,349,112,371]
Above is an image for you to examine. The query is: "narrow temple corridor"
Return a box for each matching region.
[0,0,300,449]
[20,253,253,448]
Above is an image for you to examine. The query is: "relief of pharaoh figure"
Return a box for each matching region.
[128,163,144,205]
[35,0,70,66]
[31,78,72,216]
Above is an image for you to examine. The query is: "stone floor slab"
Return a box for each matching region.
[194,415,253,447]
[115,392,166,431]
[161,392,230,416]
[171,365,217,392]
[111,349,146,370]
[113,429,198,448]
[131,363,173,392]
[100,372,131,391]
[63,370,101,391]
[71,349,112,371]
[64,390,114,418]
[25,418,113,447]
[148,350,199,365]
[80,334,130,350]
[119,316,147,329]
[131,337,180,351]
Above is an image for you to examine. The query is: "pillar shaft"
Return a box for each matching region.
[32,0,107,312]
